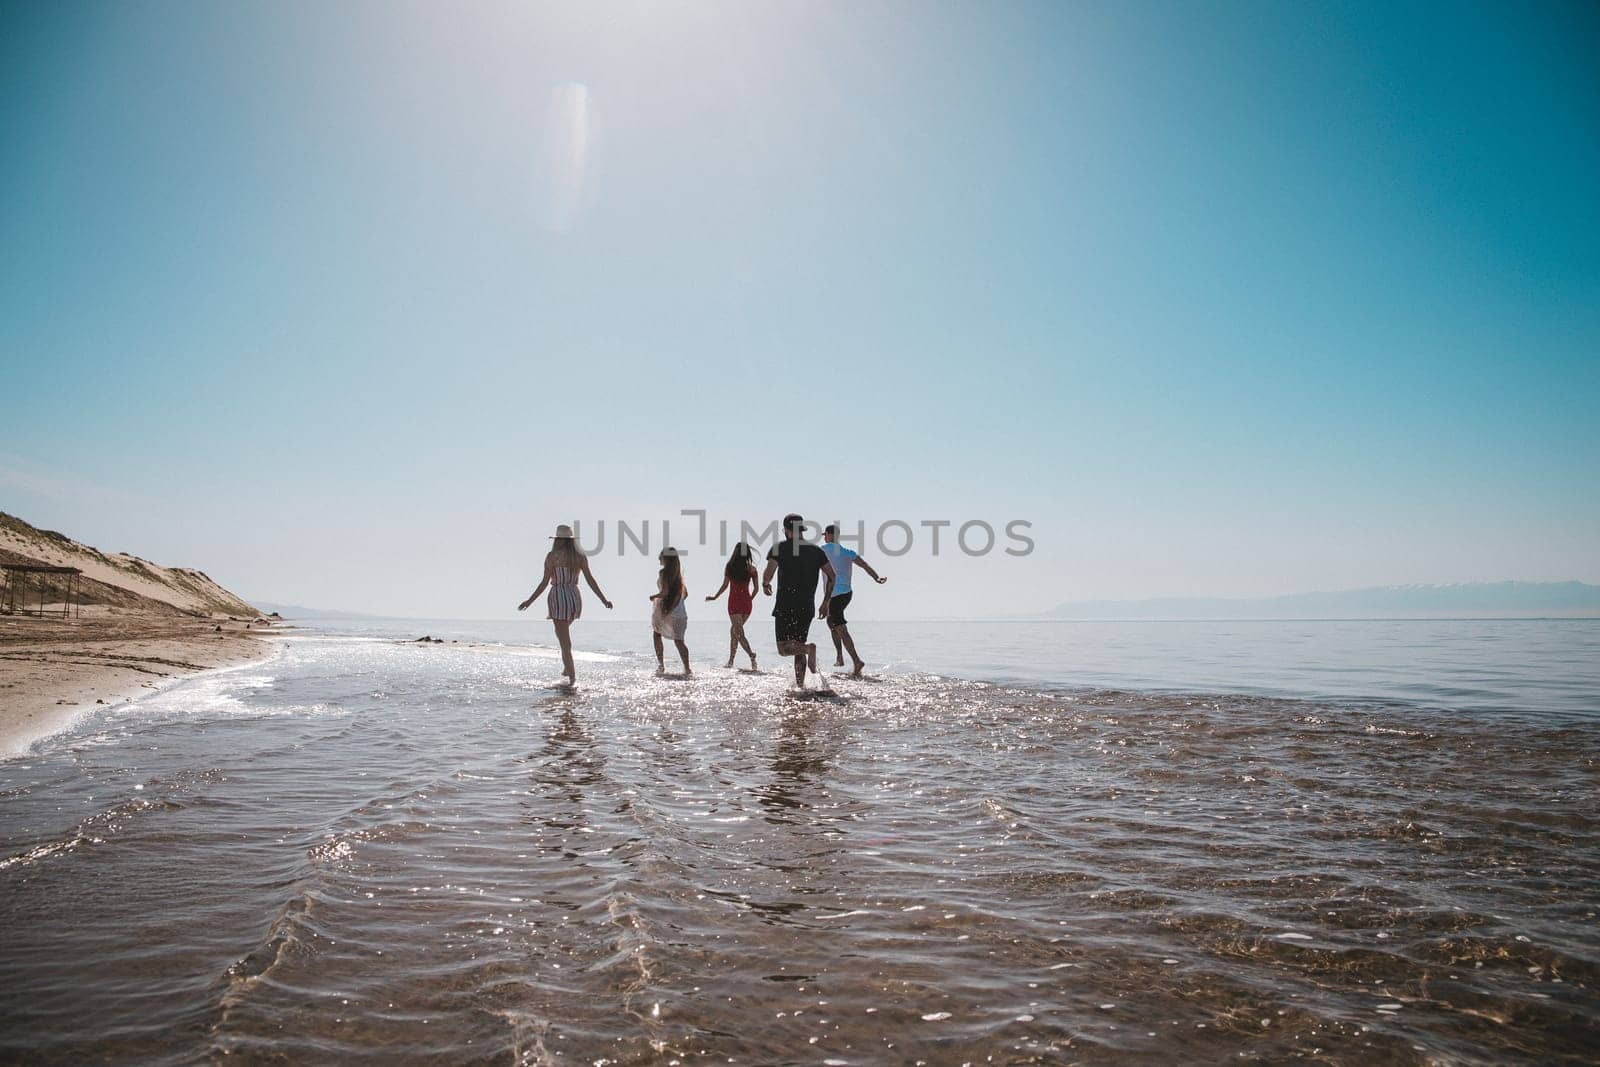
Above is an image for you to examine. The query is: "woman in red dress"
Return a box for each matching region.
[705,542,760,671]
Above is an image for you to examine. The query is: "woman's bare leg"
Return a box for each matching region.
[674,638,692,674]
[553,620,576,682]
[732,614,756,667]
[725,619,737,668]
[653,631,665,673]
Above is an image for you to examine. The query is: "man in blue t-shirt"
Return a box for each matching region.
[819,523,887,676]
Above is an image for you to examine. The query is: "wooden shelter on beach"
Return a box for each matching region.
[0,563,83,618]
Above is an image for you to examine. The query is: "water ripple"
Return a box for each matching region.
[0,634,1596,1063]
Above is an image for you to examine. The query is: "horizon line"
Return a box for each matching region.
[261,611,1600,625]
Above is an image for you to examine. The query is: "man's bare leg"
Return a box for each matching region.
[777,638,807,686]
[838,624,865,676]
[806,642,818,677]
[831,626,845,667]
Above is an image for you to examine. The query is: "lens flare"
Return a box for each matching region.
[533,82,592,232]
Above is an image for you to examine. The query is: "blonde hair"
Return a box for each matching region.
[549,536,581,569]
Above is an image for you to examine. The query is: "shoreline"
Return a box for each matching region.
[0,612,275,758]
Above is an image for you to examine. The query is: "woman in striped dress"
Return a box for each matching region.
[517,524,612,685]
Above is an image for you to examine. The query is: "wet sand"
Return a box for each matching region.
[0,611,271,757]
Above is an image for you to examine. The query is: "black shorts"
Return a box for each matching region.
[827,591,853,628]
[773,606,813,646]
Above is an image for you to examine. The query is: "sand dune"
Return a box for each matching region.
[0,512,258,617]
[0,512,270,755]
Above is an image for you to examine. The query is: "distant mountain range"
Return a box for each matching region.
[1043,581,1600,620]
[249,601,385,620]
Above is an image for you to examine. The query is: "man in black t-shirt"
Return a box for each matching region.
[762,513,837,687]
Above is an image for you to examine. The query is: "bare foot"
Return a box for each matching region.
[723,660,735,669]
[655,665,665,676]
[833,658,845,668]
[851,661,865,677]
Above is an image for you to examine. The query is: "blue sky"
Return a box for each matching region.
[2,0,1597,618]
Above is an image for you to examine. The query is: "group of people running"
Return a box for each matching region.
[516,514,886,687]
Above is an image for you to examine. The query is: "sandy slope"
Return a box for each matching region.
[0,513,258,617]
[0,610,273,757]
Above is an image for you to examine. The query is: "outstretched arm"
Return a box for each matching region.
[580,558,614,609]
[855,556,887,584]
[518,558,554,611]
[706,576,729,602]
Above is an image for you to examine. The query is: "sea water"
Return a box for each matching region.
[1,617,1596,1063]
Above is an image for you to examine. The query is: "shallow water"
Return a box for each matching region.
[309,616,1600,718]
[2,624,1598,1064]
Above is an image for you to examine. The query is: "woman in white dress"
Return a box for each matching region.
[649,547,691,676]
[517,524,612,684]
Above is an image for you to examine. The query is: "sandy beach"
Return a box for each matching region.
[0,610,272,757]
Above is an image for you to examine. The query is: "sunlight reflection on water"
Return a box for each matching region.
[1,632,1596,1062]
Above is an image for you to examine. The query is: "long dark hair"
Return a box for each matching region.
[724,542,754,582]
[657,548,684,612]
